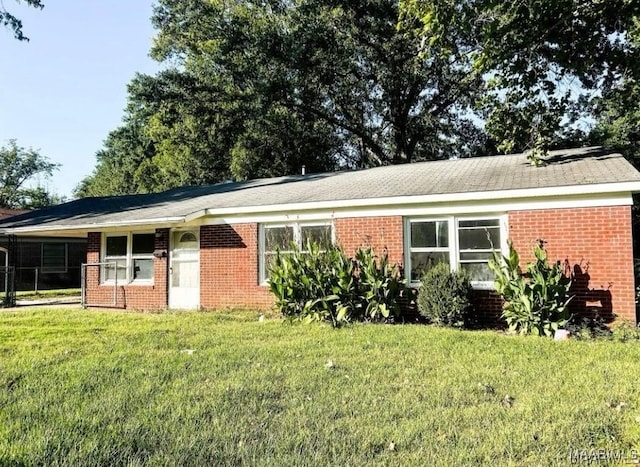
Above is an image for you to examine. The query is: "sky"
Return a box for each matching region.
[1,1,160,199]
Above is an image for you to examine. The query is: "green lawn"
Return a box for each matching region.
[1,309,639,465]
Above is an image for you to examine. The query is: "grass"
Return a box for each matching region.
[1,308,640,465]
[15,288,81,300]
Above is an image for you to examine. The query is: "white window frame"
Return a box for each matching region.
[101,232,155,285]
[404,217,452,283]
[41,242,68,273]
[404,214,507,289]
[259,221,335,284]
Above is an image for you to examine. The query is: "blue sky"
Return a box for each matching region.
[0,1,160,199]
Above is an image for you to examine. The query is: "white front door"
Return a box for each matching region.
[169,230,200,309]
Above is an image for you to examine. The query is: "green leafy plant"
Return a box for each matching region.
[416,262,473,327]
[268,241,357,327]
[268,243,406,327]
[354,247,406,321]
[488,240,572,336]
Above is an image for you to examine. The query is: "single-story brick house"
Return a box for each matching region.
[0,147,639,324]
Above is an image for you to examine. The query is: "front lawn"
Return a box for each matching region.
[1,308,639,465]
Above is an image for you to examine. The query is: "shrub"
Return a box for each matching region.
[417,262,473,327]
[488,240,572,336]
[268,243,406,326]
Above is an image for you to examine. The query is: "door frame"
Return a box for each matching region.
[168,228,200,309]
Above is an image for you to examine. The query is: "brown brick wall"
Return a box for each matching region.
[81,205,637,325]
[508,206,636,323]
[200,223,272,310]
[84,230,168,310]
[335,216,404,268]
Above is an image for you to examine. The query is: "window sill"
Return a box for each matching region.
[409,280,495,291]
[469,282,496,291]
[100,280,154,287]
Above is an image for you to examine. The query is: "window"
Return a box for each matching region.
[132,233,155,281]
[406,216,504,287]
[260,222,333,283]
[42,243,67,273]
[177,232,198,247]
[457,219,501,282]
[407,220,450,282]
[102,232,155,284]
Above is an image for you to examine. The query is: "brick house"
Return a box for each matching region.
[0,147,638,324]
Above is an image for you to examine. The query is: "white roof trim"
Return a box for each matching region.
[3,180,639,236]
[202,192,633,225]
[199,181,640,218]
[3,216,186,235]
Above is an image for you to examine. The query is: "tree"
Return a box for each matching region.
[81,0,640,197]
[76,68,339,196]
[151,0,490,166]
[1,0,44,41]
[399,0,640,161]
[79,0,492,196]
[0,140,60,209]
[591,79,640,164]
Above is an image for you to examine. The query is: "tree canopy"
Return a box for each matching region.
[400,0,640,161]
[1,0,44,41]
[78,0,640,196]
[0,140,60,209]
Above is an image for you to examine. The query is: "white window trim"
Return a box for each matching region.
[404,214,508,289]
[259,221,335,285]
[41,242,68,273]
[101,232,155,286]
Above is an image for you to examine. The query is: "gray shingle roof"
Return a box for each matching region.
[1,147,639,234]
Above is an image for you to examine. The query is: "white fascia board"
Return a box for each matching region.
[196,181,640,220]
[2,216,186,236]
[201,191,634,225]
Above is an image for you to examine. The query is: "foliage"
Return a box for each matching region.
[354,247,406,322]
[611,321,640,342]
[0,140,61,209]
[268,241,358,327]
[1,0,43,41]
[76,67,338,196]
[591,79,640,165]
[565,316,613,341]
[79,0,491,196]
[400,0,640,157]
[488,240,572,336]
[150,0,489,165]
[417,262,473,327]
[79,1,640,196]
[3,308,640,465]
[268,243,405,327]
